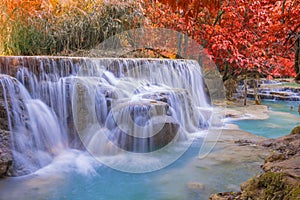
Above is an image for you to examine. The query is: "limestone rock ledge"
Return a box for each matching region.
[209,127,300,200]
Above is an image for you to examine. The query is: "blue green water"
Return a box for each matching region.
[2,101,297,200]
[233,100,300,138]
[0,134,261,200]
[0,139,207,200]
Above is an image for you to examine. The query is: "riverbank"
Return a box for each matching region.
[214,98,269,120]
[209,130,300,200]
[209,100,300,200]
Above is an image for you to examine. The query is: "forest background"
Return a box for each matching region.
[0,0,299,86]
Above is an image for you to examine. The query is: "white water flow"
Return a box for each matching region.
[0,57,211,175]
[0,75,67,175]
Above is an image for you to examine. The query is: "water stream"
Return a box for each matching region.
[0,57,224,199]
[0,75,67,175]
[233,100,300,138]
[0,58,212,173]
[1,57,295,199]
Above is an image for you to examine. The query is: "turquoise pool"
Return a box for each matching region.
[1,101,296,200]
[0,133,261,200]
[233,100,300,138]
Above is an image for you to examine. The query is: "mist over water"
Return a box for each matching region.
[0,57,212,175]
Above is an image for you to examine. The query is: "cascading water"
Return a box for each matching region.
[0,56,212,175]
[0,75,67,175]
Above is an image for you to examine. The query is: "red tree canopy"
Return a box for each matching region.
[142,0,300,78]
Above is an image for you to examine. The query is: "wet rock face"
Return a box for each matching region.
[105,100,180,153]
[0,78,13,176]
[142,90,210,129]
[0,104,9,131]
[0,85,13,177]
[0,75,28,177]
[107,116,180,153]
[0,130,12,177]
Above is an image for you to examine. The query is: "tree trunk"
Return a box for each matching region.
[243,78,247,106]
[253,78,260,105]
[183,32,188,57]
[223,62,229,82]
[176,32,183,58]
[295,32,300,77]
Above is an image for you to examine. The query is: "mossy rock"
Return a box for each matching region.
[241,172,300,200]
[286,184,300,200]
[290,126,300,135]
[258,172,286,199]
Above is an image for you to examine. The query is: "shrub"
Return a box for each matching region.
[0,0,143,55]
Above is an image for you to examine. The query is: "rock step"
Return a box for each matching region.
[0,56,197,80]
[247,92,300,101]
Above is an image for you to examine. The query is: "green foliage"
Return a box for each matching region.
[2,17,45,55]
[0,0,143,55]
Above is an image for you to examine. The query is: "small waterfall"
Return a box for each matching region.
[0,56,212,174]
[0,75,67,175]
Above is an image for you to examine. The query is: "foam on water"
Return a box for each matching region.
[0,57,214,175]
[34,150,98,176]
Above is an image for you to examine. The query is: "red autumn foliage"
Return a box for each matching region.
[142,0,300,78]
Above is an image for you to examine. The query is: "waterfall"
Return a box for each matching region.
[0,75,67,175]
[0,56,212,175]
